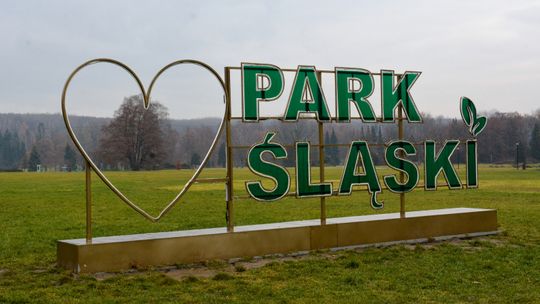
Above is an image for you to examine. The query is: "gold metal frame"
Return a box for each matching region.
[62,62,468,244]
[58,62,495,272]
[223,68,408,229]
[61,59,229,242]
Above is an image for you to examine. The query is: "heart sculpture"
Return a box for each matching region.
[61,58,228,222]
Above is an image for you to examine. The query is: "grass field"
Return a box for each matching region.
[0,165,539,303]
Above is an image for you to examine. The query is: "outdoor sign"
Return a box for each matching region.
[58,59,497,273]
[241,64,486,208]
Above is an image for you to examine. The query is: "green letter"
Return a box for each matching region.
[339,141,383,209]
[296,142,332,197]
[246,132,290,201]
[424,140,461,190]
[242,63,284,121]
[381,70,422,122]
[466,140,478,188]
[284,66,331,121]
[335,68,376,122]
[383,141,419,193]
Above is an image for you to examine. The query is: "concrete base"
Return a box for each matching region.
[57,208,498,273]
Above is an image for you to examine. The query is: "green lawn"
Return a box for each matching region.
[0,165,539,303]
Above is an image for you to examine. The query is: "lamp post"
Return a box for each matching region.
[515,142,520,170]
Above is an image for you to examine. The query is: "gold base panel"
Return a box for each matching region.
[57,208,498,273]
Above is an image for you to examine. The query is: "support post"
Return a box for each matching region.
[317,71,326,225]
[398,104,405,218]
[85,160,92,244]
[225,67,234,232]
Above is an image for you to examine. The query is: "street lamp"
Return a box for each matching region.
[515,142,520,170]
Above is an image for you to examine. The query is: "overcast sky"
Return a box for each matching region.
[1,0,539,119]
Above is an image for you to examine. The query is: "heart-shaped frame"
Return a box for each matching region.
[61,58,228,222]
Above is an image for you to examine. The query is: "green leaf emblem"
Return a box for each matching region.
[460,97,487,137]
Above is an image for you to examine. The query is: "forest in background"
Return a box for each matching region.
[1,109,539,171]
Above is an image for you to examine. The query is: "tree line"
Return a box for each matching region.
[0,95,539,171]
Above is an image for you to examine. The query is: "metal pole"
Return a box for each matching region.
[225,67,234,232]
[317,71,326,225]
[85,160,92,244]
[398,103,405,218]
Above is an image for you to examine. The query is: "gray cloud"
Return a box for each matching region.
[1,0,539,119]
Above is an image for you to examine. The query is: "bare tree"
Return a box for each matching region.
[97,95,169,170]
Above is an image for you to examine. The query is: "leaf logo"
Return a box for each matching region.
[460,97,487,137]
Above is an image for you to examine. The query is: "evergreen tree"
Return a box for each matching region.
[370,126,377,142]
[64,144,77,171]
[0,130,26,170]
[37,122,45,140]
[0,131,5,168]
[530,121,540,161]
[190,153,201,167]
[1,130,12,168]
[324,130,331,164]
[329,129,339,165]
[11,133,25,168]
[28,146,41,171]
[217,143,226,167]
